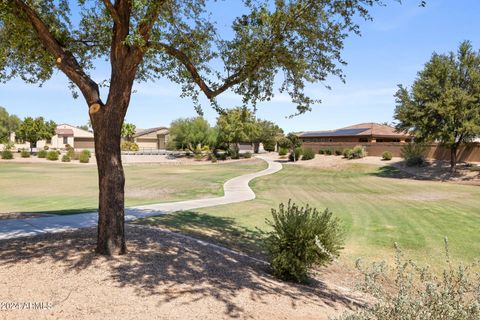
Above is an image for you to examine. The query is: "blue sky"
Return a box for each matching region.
[1,1,479,132]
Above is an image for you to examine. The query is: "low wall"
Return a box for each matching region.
[301,142,480,162]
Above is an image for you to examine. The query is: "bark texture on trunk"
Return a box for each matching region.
[450,146,457,173]
[93,111,126,255]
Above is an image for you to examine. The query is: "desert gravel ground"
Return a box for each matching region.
[0,225,365,320]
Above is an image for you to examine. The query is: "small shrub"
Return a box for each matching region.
[209,154,217,163]
[301,148,315,161]
[334,149,342,156]
[325,148,332,155]
[265,200,344,283]
[336,239,480,320]
[352,145,367,159]
[37,150,47,158]
[201,145,211,152]
[1,150,13,160]
[382,151,393,161]
[318,149,325,155]
[61,154,71,162]
[79,150,90,163]
[81,149,92,158]
[401,143,427,167]
[243,151,252,159]
[343,148,353,159]
[3,141,14,151]
[46,150,59,161]
[278,147,288,156]
[121,141,139,152]
[263,140,276,152]
[20,149,30,158]
[194,153,204,161]
[288,147,303,162]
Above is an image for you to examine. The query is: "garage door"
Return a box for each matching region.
[74,137,95,149]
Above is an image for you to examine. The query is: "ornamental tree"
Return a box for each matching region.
[0,0,381,255]
[169,116,217,151]
[216,107,259,154]
[121,122,136,141]
[0,106,21,143]
[395,41,480,171]
[16,116,56,152]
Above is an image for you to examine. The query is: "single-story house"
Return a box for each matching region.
[298,123,412,143]
[133,127,169,150]
[9,123,94,150]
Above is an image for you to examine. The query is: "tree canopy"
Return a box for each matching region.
[394,41,480,170]
[16,116,56,151]
[216,107,259,147]
[0,107,21,143]
[169,116,217,151]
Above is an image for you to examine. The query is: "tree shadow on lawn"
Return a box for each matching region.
[132,210,268,259]
[371,165,418,180]
[0,226,364,318]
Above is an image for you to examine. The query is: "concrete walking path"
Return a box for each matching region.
[0,156,282,240]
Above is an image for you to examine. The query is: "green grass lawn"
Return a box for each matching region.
[139,163,480,266]
[0,159,266,215]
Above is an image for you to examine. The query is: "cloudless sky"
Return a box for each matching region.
[1,1,479,132]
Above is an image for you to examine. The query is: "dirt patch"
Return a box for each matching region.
[0,226,365,320]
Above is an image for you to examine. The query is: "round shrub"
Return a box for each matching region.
[318,149,325,154]
[79,150,91,163]
[121,141,139,152]
[243,151,252,159]
[278,147,288,156]
[46,150,59,161]
[288,147,303,162]
[265,200,344,283]
[325,148,333,155]
[352,145,367,158]
[343,148,353,159]
[209,154,217,163]
[20,149,30,158]
[194,153,204,161]
[401,143,426,167]
[382,151,393,161]
[37,150,47,158]
[61,155,71,162]
[1,150,13,160]
[334,149,342,156]
[301,148,315,161]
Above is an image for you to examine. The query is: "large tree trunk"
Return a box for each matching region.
[93,111,126,255]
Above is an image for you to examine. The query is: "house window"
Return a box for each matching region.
[63,136,68,144]
[46,138,52,144]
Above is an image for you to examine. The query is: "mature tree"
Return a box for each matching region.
[252,120,284,153]
[16,117,56,152]
[0,107,21,143]
[216,107,259,153]
[285,132,303,161]
[0,0,381,255]
[395,41,480,171]
[169,116,217,151]
[121,122,136,141]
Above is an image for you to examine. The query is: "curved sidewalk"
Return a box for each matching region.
[0,156,282,240]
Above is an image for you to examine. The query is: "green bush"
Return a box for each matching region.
[194,153,204,161]
[20,149,30,158]
[343,148,353,159]
[37,150,47,158]
[382,151,393,161]
[301,148,315,161]
[318,149,325,154]
[336,239,480,320]
[263,140,276,152]
[227,147,240,160]
[334,149,342,156]
[401,143,427,167]
[209,154,217,163]
[121,141,139,152]
[79,150,90,163]
[265,200,344,283]
[61,154,71,162]
[278,147,288,156]
[46,150,59,161]
[288,147,303,162]
[243,151,252,159]
[352,145,367,158]
[1,150,13,160]
[3,141,14,151]
[325,148,332,155]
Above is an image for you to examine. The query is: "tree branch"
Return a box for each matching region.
[12,0,101,106]
[102,0,121,25]
[149,42,262,99]
[137,2,167,42]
